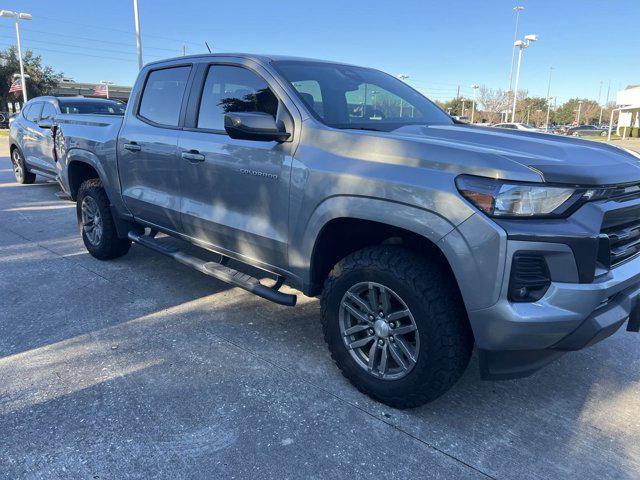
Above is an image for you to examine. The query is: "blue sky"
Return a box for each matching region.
[0,0,637,103]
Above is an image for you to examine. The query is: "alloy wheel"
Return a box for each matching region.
[339,282,419,380]
[12,150,23,182]
[81,196,103,246]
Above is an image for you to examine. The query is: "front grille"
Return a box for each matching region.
[600,196,640,268]
[602,221,640,267]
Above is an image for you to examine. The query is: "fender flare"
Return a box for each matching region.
[291,195,464,288]
[64,148,111,198]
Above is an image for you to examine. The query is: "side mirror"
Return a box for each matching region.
[224,112,290,142]
[38,119,53,129]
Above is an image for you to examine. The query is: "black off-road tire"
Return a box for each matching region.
[320,245,473,409]
[76,179,131,260]
[11,147,36,184]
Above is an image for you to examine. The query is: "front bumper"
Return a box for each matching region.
[476,262,640,379]
[440,197,640,380]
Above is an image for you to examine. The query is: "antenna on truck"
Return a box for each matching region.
[205,42,212,53]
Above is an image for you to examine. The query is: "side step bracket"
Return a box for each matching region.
[128,231,297,306]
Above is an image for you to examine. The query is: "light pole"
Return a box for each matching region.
[470,84,479,123]
[0,10,32,104]
[511,33,538,122]
[99,80,114,99]
[397,74,409,117]
[576,100,583,125]
[544,66,554,128]
[508,6,525,93]
[133,0,143,69]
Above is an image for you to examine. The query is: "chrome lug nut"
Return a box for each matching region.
[389,336,395,342]
[368,328,374,335]
[389,322,395,328]
[378,339,385,346]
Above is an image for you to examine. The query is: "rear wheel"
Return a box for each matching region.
[11,148,36,184]
[321,246,473,409]
[77,178,131,260]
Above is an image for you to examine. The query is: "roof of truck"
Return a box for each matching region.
[145,53,359,68]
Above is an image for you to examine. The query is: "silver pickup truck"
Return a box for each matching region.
[12,54,640,408]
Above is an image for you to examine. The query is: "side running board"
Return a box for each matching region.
[128,231,297,306]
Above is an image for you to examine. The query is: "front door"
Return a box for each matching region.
[35,102,58,174]
[178,63,294,268]
[118,64,192,232]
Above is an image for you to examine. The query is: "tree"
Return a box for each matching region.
[0,45,63,111]
[554,98,600,125]
[439,96,474,117]
[478,86,509,123]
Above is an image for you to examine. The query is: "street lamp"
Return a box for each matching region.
[132,0,143,69]
[508,6,525,93]
[397,74,409,117]
[576,100,583,125]
[470,84,479,123]
[99,80,114,99]
[511,33,538,122]
[0,10,32,104]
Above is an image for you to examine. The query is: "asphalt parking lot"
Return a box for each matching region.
[1,139,640,479]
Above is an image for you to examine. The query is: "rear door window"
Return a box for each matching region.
[41,103,57,120]
[24,102,43,122]
[138,66,191,127]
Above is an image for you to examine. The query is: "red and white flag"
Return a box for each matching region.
[8,78,22,95]
[93,83,108,97]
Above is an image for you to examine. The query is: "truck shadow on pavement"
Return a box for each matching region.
[1,160,639,479]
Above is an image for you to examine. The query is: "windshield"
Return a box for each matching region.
[274,61,452,132]
[58,99,126,115]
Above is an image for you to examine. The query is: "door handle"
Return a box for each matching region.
[123,143,141,152]
[181,151,205,162]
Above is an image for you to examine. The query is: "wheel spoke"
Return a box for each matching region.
[379,287,392,315]
[379,343,388,376]
[392,324,417,336]
[344,324,371,336]
[395,336,417,364]
[388,342,408,370]
[386,309,410,322]
[345,291,373,315]
[368,283,378,311]
[342,301,373,326]
[367,341,378,372]
[347,335,375,350]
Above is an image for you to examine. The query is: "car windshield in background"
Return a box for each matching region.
[58,100,126,115]
[274,61,452,132]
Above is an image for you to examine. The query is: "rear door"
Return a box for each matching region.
[21,102,43,168]
[118,64,193,232]
[177,61,297,268]
[34,102,58,173]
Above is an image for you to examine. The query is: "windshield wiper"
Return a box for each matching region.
[340,126,384,132]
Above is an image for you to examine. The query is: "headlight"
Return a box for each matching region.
[456,175,583,217]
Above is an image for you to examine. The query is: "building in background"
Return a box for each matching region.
[613,85,640,138]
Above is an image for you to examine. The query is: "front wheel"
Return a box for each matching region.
[77,178,131,260]
[320,246,473,409]
[11,148,36,184]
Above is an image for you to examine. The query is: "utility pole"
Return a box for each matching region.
[544,66,553,128]
[397,74,409,118]
[182,43,187,56]
[600,80,611,126]
[133,0,143,69]
[470,84,479,123]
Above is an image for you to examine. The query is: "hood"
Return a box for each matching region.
[390,124,640,186]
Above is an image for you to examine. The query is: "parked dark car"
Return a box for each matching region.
[566,125,607,137]
[8,96,126,183]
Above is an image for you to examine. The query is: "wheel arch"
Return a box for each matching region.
[295,196,466,296]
